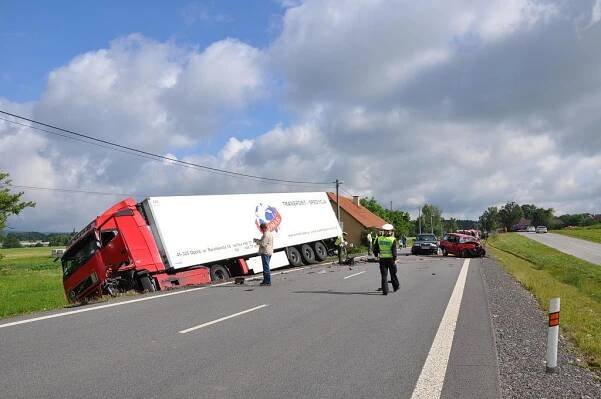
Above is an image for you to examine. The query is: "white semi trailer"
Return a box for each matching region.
[62,192,342,302]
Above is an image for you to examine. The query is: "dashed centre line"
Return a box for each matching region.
[344,271,366,279]
[0,281,233,330]
[179,304,269,334]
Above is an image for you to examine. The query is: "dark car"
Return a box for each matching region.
[411,234,439,255]
[439,233,485,258]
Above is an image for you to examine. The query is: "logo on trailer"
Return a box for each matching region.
[255,203,282,232]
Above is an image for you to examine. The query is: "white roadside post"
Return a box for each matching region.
[546,297,560,373]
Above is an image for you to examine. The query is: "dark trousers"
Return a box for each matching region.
[261,254,271,284]
[379,258,399,294]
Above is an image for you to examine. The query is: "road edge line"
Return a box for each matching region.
[410,258,470,399]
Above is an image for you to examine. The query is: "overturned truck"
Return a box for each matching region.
[62,192,342,303]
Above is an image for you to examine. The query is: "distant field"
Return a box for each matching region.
[554,226,601,245]
[488,233,601,369]
[0,246,67,319]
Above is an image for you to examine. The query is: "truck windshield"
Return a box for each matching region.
[62,234,98,278]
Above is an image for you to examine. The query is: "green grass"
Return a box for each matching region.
[553,227,601,245]
[488,233,601,368]
[0,246,67,319]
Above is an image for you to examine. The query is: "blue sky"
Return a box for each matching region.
[0,0,283,102]
[2,1,601,231]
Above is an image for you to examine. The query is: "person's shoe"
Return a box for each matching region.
[260,282,271,286]
[382,291,388,296]
[393,287,399,292]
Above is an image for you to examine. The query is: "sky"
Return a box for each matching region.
[1,0,601,232]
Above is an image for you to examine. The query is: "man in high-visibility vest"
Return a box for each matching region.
[373,223,399,295]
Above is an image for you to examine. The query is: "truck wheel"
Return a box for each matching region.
[139,275,156,293]
[210,264,230,282]
[313,242,328,262]
[301,244,316,264]
[287,247,303,267]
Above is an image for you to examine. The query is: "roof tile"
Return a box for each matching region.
[327,192,388,229]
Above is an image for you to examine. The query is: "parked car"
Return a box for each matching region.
[527,226,536,233]
[411,234,439,255]
[536,226,548,233]
[439,233,486,258]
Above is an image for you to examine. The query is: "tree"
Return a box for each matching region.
[444,218,459,234]
[498,202,523,231]
[479,206,500,232]
[419,204,442,235]
[0,172,35,231]
[520,204,538,220]
[2,234,22,248]
[360,197,411,236]
[532,208,554,227]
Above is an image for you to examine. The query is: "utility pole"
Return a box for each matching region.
[390,201,393,212]
[430,214,434,234]
[336,179,343,264]
[418,207,422,234]
[335,179,341,225]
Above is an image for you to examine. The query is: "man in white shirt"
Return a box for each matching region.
[254,223,274,286]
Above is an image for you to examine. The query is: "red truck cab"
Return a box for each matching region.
[62,198,211,303]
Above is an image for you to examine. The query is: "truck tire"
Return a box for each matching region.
[210,264,230,282]
[287,247,303,267]
[313,241,328,262]
[301,244,316,264]
[139,275,156,293]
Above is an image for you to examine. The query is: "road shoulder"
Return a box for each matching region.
[481,256,601,398]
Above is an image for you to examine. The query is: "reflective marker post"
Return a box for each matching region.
[546,297,560,373]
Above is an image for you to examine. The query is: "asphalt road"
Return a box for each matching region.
[519,232,601,265]
[0,255,500,399]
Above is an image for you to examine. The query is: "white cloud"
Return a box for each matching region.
[4,1,601,231]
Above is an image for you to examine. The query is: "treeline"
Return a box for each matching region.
[360,198,476,236]
[479,202,601,232]
[0,231,74,248]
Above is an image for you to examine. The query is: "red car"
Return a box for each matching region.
[439,233,486,258]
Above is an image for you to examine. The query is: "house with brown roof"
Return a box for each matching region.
[327,193,388,247]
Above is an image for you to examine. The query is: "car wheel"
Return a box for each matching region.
[138,274,156,292]
[210,264,230,282]
[313,241,328,262]
[287,247,303,267]
[442,249,448,257]
[301,244,316,264]
[461,249,469,258]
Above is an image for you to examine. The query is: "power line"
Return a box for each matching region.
[1,116,330,191]
[6,184,141,197]
[0,110,335,186]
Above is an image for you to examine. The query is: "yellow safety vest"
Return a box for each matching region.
[377,236,395,258]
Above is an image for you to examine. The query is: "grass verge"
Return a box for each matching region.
[488,233,601,369]
[0,247,67,319]
[553,227,601,245]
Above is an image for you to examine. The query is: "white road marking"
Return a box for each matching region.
[179,304,269,334]
[344,271,366,279]
[0,263,316,330]
[410,258,470,399]
[0,281,232,330]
